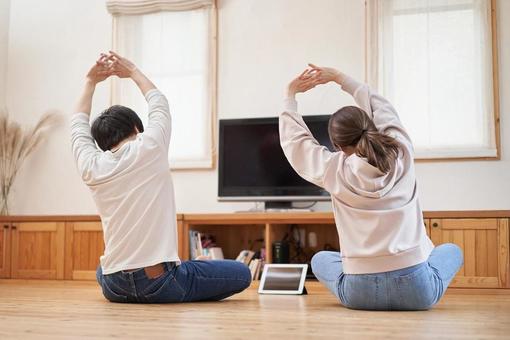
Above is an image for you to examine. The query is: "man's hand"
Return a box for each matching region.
[85,54,113,85]
[307,63,342,85]
[108,51,138,78]
[286,69,321,98]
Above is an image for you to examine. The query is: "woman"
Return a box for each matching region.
[279,64,463,310]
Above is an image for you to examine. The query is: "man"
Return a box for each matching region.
[71,52,251,303]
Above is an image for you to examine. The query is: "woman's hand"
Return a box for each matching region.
[286,69,321,98]
[307,63,342,85]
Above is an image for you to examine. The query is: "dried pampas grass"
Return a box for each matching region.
[0,110,61,215]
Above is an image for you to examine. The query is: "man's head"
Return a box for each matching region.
[91,105,144,151]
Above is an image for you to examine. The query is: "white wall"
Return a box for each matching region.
[4,0,510,215]
[0,0,10,107]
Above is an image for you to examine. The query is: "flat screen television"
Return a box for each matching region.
[218,115,334,208]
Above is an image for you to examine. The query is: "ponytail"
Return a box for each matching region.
[328,106,401,174]
[356,129,400,174]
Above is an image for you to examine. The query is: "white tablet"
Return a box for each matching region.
[258,264,308,295]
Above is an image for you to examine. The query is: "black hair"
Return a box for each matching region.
[91,105,144,151]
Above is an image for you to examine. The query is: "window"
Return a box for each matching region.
[367,0,499,159]
[107,0,216,169]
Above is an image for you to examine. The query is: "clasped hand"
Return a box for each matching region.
[86,51,137,85]
[286,63,341,98]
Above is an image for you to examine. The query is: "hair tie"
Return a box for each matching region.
[361,128,368,135]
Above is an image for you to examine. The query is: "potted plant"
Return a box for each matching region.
[0,111,59,215]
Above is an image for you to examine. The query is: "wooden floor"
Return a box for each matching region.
[0,280,509,339]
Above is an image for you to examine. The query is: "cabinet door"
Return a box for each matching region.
[430,218,509,288]
[424,219,431,237]
[64,222,104,280]
[11,222,65,279]
[0,223,11,278]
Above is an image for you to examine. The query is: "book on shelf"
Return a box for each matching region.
[235,250,256,265]
[189,230,223,260]
[236,250,264,281]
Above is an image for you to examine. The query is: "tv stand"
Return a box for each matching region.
[264,201,293,210]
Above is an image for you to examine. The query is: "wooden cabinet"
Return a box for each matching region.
[11,222,65,280]
[0,223,11,278]
[424,219,431,237]
[0,213,507,290]
[430,218,509,288]
[64,222,104,280]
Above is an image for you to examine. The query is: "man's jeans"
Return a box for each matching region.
[96,260,252,303]
[311,243,463,310]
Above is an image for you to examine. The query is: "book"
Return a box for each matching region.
[249,259,259,279]
[235,250,256,265]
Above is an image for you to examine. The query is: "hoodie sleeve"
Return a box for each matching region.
[279,97,340,189]
[339,73,413,150]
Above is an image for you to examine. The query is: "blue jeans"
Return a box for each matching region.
[311,243,463,311]
[96,260,252,303]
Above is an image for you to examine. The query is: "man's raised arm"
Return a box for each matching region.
[71,55,111,182]
[109,51,171,150]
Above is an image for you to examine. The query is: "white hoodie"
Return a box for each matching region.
[279,74,434,274]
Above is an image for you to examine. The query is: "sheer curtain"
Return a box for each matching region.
[367,0,497,158]
[108,1,215,169]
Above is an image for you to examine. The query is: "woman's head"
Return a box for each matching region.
[328,106,400,173]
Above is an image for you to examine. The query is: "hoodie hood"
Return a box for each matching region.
[341,153,402,199]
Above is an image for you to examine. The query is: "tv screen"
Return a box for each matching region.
[218,115,334,200]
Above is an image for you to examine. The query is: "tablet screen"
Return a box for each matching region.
[263,267,304,290]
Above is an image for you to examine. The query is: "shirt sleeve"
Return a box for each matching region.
[279,97,338,189]
[143,89,171,150]
[340,74,413,150]
[70,112,100,183]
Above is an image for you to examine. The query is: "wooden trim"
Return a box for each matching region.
[441,219,498,230]
[210,0,218,170]
[265,223,272,263]
[55,223,65,280]
[72,270,97,281]
[491,0,501,160]
[17,222,57,232]
[0,215,102,222]
[12,270,58,280]
[10,225,19,279]
[447,287,510,295]
[0,214,184,222]
[498,218,509,287]
[182,222,190,260]
[424,211,510,219]
[177,219,185,260]
[0,223,11,278]
[451,276,499,288]
[64,223,74,280]
[183,212,335,224]
[73,222,103,232]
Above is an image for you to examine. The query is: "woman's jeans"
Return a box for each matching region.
[96,260,252,303]
[311,243,463,311]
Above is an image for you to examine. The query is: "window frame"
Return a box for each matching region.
[109,2,218,170]
[365,0,501,161]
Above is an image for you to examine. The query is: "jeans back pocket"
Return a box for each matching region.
[395,264,436,310]
[142,273,186,303]
[101,279,129,303]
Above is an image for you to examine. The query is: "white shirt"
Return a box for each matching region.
[71,89,180,274]
[279,75,434,274]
